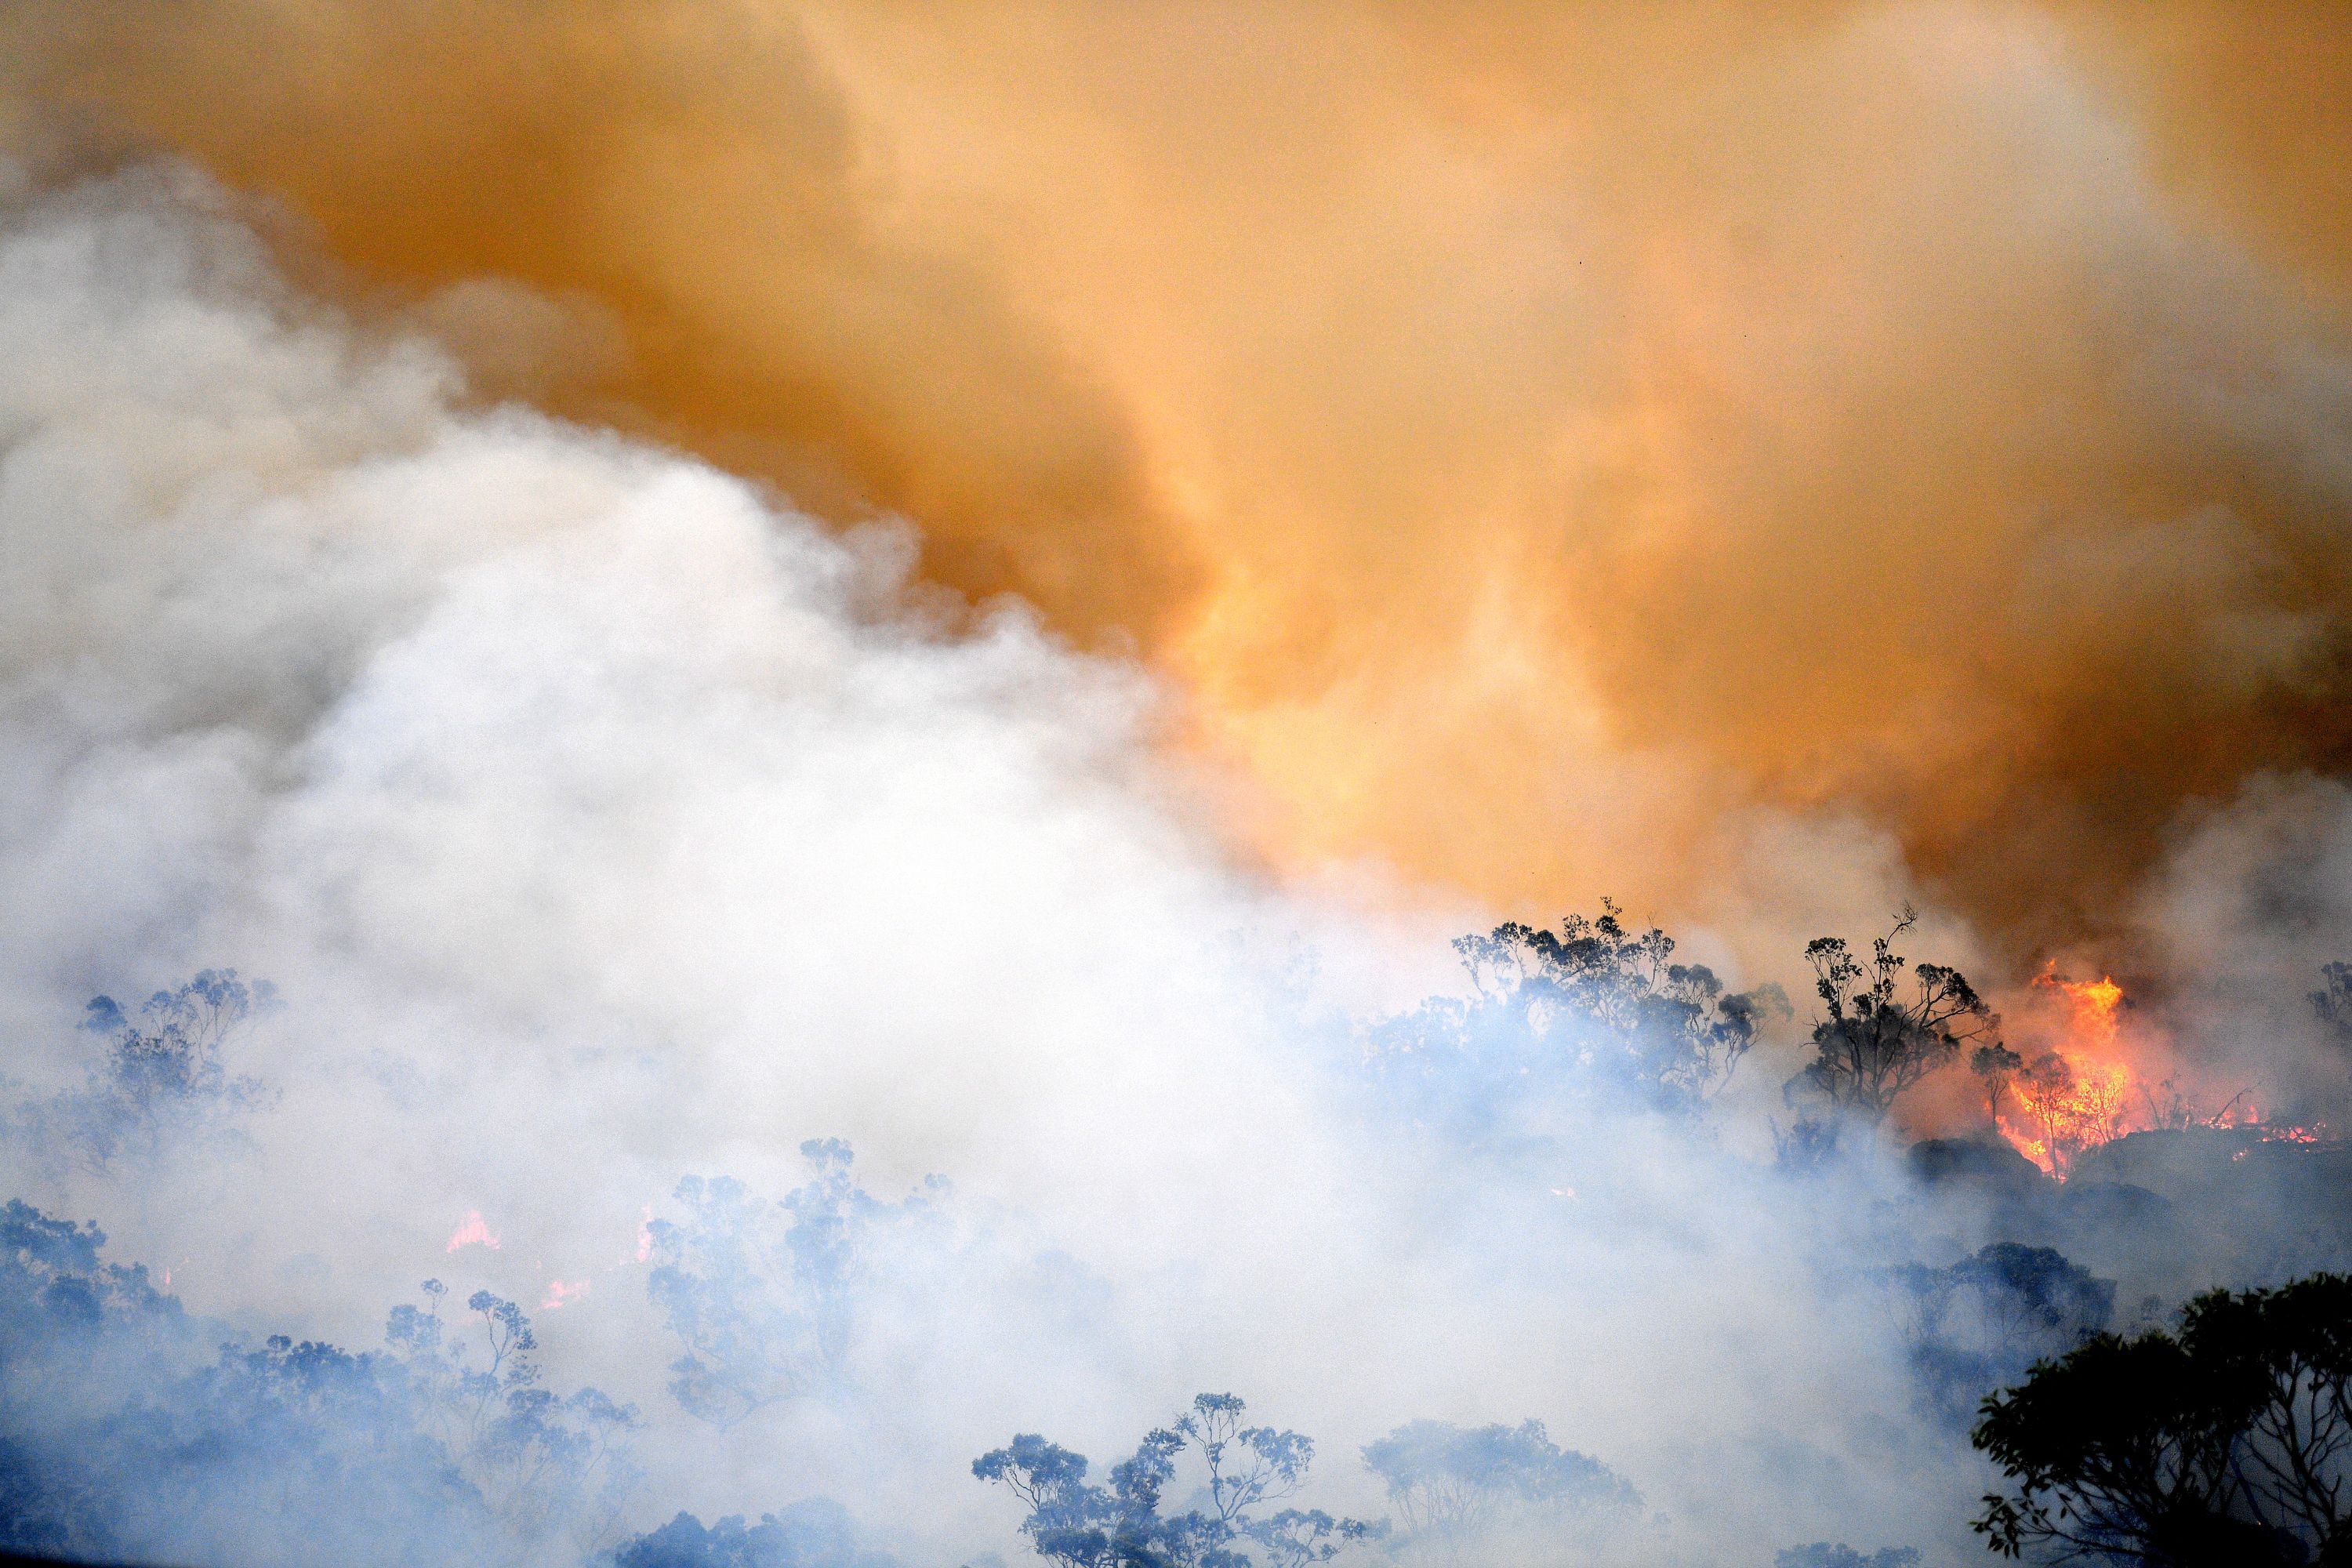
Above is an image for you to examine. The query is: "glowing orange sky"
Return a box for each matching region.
[11,1,2352,968]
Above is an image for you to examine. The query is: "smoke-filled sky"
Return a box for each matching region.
[0,149,1965,1563]
[10,9,2352,1567]
[13,2,2352,975]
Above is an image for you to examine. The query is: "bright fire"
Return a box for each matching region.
[1988,970,2325,1177]
[1994,971,2135,1178]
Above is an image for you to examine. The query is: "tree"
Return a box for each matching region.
[1883,1244,2113,1424]
[1359,1418,1639,1548]
[973,1393,1380,1568]
[2006,1051,2132,1178]
[1791,912,1998,1126]
[1775,1548,1919,1568]
[644,1174,813,1428]
[1366,902,1788,1137]
[13,971,276,1172]
[383,1281,641,1546]
[1973,1043,2024,1124]
[612,1500,898,1568]
[0,1200,641,1567]
[644,1140,943,1427]
[1974,1272,2352,1564]
[2311,963,2352,1057]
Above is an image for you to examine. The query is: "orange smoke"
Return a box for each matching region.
[10,3,2352,963]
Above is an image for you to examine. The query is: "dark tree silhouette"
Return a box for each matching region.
[2311,963,2352,1058]
[1974,1272,2352,1564]
[1791,912,1998,1126]
[1973,1043,2024,1124]
[973,1393,1380,1568]
[1883,1244,2113,1424]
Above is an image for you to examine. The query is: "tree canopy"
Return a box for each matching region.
[1359,1417,1640,1544]
[1791,912,1998,1127]
[1974,1272,2352,1564]
[974,1393,1381,1568]
[1364,902,1787,1142]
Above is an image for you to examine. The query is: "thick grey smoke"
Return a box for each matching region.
[0,161,2030,1564]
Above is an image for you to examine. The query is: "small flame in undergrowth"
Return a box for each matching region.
[2226,1103,2328,1146]
[539,1278,589,1311]
[446,1210,501,1253]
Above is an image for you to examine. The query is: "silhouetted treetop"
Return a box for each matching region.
[1366,902,1788,1140]
[1791,912,1997,1125]
[1974,1272,2352,1564]
[974,1393,1378,1568]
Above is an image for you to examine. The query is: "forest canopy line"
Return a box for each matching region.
[7,897,2352,1565]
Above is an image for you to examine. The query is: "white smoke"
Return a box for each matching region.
[0,161,1993,1564]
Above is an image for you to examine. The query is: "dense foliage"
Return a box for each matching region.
[0,1190,648,1566]
[1886,1243,2115,1424]
[1974,1273,2352,1564]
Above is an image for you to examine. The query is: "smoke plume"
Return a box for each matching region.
[9,8,2352,1566]
[11,3,2352,967]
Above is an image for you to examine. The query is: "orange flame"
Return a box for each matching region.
[1994,971,2132,1179]
[1991,971,2331,1174]
[2050,973,2124,1044]
[445,1210,501,1253]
